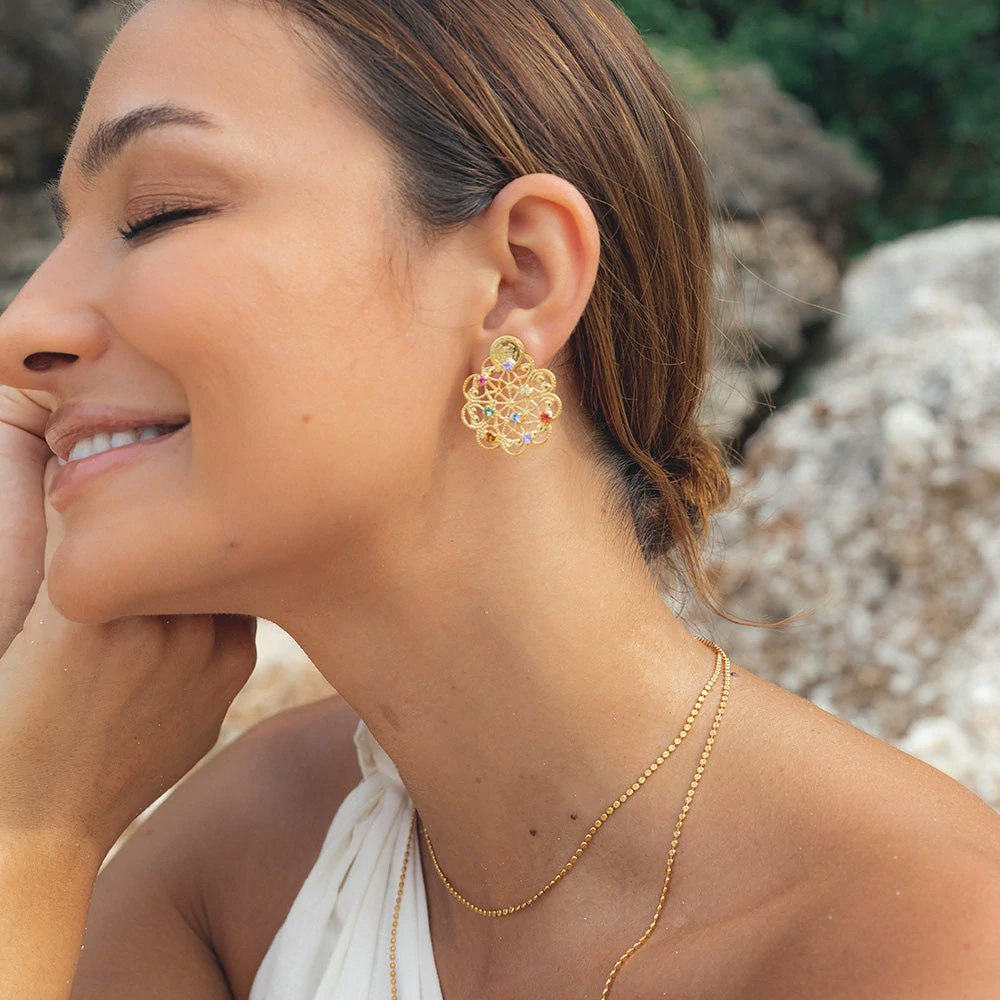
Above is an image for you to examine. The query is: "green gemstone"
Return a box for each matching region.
[484,406,495,418]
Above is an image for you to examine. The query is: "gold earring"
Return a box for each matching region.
[461,336,563,455]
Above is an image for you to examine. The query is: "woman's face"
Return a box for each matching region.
[0,0,489,622]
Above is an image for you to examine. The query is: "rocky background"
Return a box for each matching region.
[1,2,996,863]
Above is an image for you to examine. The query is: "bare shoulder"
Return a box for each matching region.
[163,693,364,1000]
[777,849,1000,999]
[755,824,1000,1000]
[711,665,1000,998]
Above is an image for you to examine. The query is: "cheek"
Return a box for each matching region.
[87,214,444,584]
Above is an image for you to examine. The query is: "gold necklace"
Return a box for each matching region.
[389,636,732,998]
[421,636,725,917]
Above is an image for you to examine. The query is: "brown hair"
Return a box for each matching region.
[126,0,767,625]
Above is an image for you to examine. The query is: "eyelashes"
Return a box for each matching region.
[118,202,216,243]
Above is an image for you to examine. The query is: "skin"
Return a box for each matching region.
[0,1,998,997]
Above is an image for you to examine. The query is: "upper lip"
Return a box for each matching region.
[46,403,190,461]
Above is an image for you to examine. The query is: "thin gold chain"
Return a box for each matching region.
[390,808,417,998]
[390,637,731,999]
[421,637,724,917]
[600,641,731,997]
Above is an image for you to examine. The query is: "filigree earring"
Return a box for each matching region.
[461,336,563,456]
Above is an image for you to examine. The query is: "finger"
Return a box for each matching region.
[42,455,66,581]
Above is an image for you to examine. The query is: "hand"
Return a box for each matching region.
[0,580,257,859]
[0,384,257,856]
[0,385,58,655]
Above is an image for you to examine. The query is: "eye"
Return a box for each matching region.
[118,202,214,243]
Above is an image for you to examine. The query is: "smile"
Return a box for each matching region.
[61,423,189,464]
[48,422,192,512]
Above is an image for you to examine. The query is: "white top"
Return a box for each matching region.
[248,719,444,999]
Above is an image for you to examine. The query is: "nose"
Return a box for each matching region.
[0,241,108,391]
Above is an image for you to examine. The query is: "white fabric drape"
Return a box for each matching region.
[248,719,444,999]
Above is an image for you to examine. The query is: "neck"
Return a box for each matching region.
[264,448,725,963]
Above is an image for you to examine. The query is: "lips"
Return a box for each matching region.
[46,421,192,512]
[45,403,191,461]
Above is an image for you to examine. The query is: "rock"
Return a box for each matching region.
[688,63,875,441]
[694,62,878,253]
[898,717,1000,803]
[0,48,33,109]
[0,0,126,188]
[705,210,842,440]
[716,212,841,360]
[832,217,1000,352]
[691,223,1000,808]
[0,188,62,310]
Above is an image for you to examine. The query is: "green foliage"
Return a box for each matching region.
[617,0,1000,248]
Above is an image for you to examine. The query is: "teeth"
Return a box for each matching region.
[67,424,182,463]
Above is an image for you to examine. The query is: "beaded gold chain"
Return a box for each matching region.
[389,809,417,994]
[422,638,725,917]
[389,636,732,998]
[599,640,731,997]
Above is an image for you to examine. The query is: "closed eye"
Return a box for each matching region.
[118,203,216,243]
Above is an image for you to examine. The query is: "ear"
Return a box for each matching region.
[472,174,600,370]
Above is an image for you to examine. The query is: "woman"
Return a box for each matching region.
[0,0,997,997]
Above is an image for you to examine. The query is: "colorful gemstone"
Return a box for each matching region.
[510,413,521,423]
[522,433,533,444]
[502,359,516,371]
[484,406,495,418]
[478,375,488,386]
[483,430,498,445]
[540,411,554,424]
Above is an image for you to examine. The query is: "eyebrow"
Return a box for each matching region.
[44,103,221,234]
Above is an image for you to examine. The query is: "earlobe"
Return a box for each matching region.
[480,174,600,368]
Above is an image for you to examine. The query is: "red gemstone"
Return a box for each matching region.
[540,411,554,424]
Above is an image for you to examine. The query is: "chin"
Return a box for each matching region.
[45,530,263,624]
[46,570,124,625]
[46,573,211,624]
[45,542,183,624]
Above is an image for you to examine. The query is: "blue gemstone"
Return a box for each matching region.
[522,433,533,444]
[511,413,521,423]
